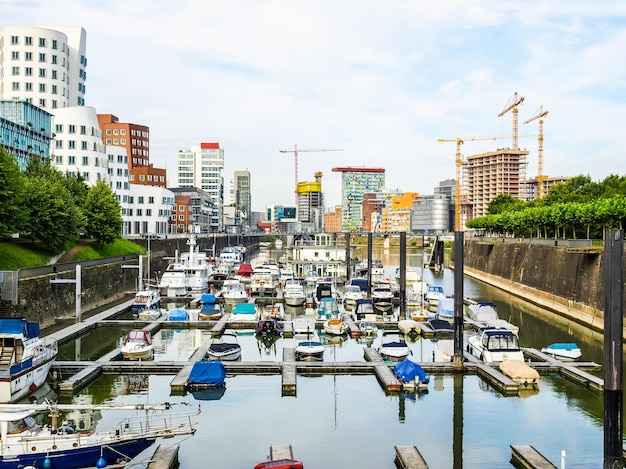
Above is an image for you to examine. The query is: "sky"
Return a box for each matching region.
[2,1,625,212]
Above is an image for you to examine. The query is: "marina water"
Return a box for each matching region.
[50,248,613,468]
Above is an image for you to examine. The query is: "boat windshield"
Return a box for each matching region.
[485,333,519,351]
[7,416,39,434]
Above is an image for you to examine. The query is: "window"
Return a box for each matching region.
[51,55,57,65]
[55,154,63,164]
[25,36,33,46]
[52,39,57,49]
[146,209,152,216]
[11,51,19,60]
[25,67,32,76]
[139,175,145,181]
[179,215,185,221]
[55,124,63,132]
[81,141,87,150]
[11,82,19,91]
[39,53,46,62]
[38,68,45,78]
[149,197,154,204]
[120,139,126,144]
[52,100,57,109]
[106,129,112,135]
[113,139,118,144]
[39,83,46,92]
[82,156,89,165]
[80,125,86,135]
[68,125,76,133]
[68,140,75,149]
[11,66,19,75]
[55,140,63,149]
[51,70,57,79]
[106,139,111,144]
[82,172,89,181]
[113,129,119,135]
[11,36,18,45]
[51,85,57,94]
[121,129,126,135]
[39,98,45,107]
[25,52,32,61]
[68,155,75,164]
[39,37,46,47]
[138,197,144,204]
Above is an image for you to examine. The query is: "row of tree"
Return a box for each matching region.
[0,148,123,251]
[467,175,626,239]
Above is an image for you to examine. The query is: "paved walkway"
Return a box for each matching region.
[57,240,96,263]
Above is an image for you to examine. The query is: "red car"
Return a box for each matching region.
[254,459,304,469]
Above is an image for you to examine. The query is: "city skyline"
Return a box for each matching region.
[2,1,624,211]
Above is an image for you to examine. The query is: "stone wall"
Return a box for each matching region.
[461,239,618,333]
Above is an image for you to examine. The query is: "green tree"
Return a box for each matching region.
[83,180,123,246]
[487,193,525,215]
[0,148,26,239]
[22,177,80,251]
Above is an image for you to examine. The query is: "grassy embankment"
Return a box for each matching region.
[0,238,144,271]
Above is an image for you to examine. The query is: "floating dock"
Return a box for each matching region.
[394,445,429,468]
[510,444,557,468]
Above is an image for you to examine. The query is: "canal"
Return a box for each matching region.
[45,247,614,468]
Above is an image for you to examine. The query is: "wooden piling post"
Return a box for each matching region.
[604,229,623,468]
[453,231,464,369]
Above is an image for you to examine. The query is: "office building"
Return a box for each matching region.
[331,167,385,232]
[297,171,324,232]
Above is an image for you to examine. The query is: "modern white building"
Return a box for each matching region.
[0,25,87,111]
[177,142,224,233]
[125,184,174,237]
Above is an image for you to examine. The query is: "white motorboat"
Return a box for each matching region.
[283,282,307,307]
[158,232,212,296]
[0,402,198,469]
[0,318,58,403]
[378,331,411,361]
[466,301,519,335]
[130,288,162,317]
[158,263,187,297]
[120,329,154,360]
[295,339,325,361]
[221,278,250,306]
[359,321,378,335]
[206,330,242,361]
[352,298,377,322]
[323,317,347,336]
[466,328,524,363]
[249,272,277,297]
[293,316,316,334]
[425,285,445,310]
[263,302,285,320]
[372,284,394,313]
[433,339,454,363]
[541,343,582,361]
[398,319,420,336]
[343,284,364,310]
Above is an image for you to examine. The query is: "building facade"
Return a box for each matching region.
[331,167,385,232]
[0,100,52,169]
[177,142,224,233]
[1,25,87,110]
[232,170,251,231]
[168,187,214,234]
[297,171,324,232]
[410,195,450,235]
[464,149,529,220]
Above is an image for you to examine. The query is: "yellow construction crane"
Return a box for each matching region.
[280,145,343,202]
[524,106,549,198]
[437,136,500,231]
[498,92,525,150]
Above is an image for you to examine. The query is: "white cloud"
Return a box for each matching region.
[3,0,626,210]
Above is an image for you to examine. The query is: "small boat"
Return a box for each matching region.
[359,321,378,335]
[283,282,307,307]
[206,330,242,361]
[371,284,394,313]
[222,278,250,305]
[466,328,524,363]
[352,298,377,322]
[229,303,260,322]
[316,297,341,320]
[255,458,304,469]
[198,293,223,320]
[425,285,445,310]
[120,329,154,360]
[466,301,519,335]
[541,343,582,361]
[343,284,364,310]
[167,308,189,321]
[187,359,226,389]
[393,358,429,390]
[136,307,163,321]
[398,319,420,336]
[256,317,282,336]
[130,288,161,317]
[303,269,318,287]
[0,401,198,469]
[295,339,325,361]
[378,331,411,361]
[292,316,316,334]
[499,359,540,386]
[323,317,346,336]
[0,318,58,403]
[425,318,454,334]
[435,297,455,322]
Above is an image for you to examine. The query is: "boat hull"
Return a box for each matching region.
[0,357,55,403]
[0,437,156,469]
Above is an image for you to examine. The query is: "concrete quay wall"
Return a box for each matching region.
[461,239,613,333]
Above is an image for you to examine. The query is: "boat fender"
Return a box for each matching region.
[29,383,38,392]
[43,458,52,469]
[96,456,107,468]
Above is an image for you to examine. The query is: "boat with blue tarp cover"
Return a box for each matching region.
[393,359,429,390]
[0,317,58,403]
[168,308,189,321]
[199,293,222,320]
[187,360,226,389]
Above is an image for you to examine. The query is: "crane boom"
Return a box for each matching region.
[280,145,343,203]
[498,92,525,150]
[524,106,549,198]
